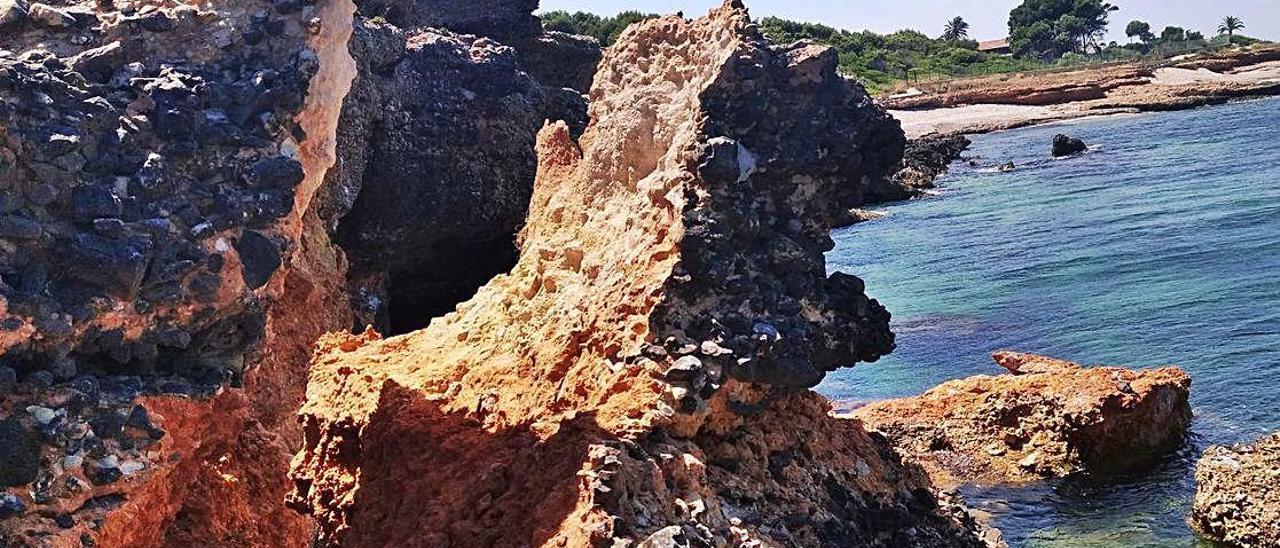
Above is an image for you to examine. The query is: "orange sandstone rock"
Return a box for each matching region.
[852,351,1192,487]
[1190,432,1280,547]
[288,3,986,546]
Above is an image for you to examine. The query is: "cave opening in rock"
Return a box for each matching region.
[382,234,520,335]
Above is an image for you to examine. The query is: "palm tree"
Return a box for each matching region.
[1218,16,1245,39]
[942,16,970,41]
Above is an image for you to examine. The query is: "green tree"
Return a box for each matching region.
[539,10,657,45]
[942,16,970,41]
[1160,26,1187,43]
[1186,30,1205,41]
[1125,20,1154,43]
[1217,16,1245,38]
[1008,0,1118,59]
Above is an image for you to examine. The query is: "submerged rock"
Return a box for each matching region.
[1191,432,1280,547]
[288,4,986,547]
[852,351,1192,486]
[1052,133,1088,157]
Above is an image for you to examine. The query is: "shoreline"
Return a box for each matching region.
[884,46,1280,138]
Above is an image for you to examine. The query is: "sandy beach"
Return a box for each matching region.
[886,47,1280,137]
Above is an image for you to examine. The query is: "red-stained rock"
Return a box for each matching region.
[851,351,1192,487]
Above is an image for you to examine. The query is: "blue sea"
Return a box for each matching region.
[822,97,1280,547]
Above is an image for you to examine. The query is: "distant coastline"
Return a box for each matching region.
[882,45,1280,137]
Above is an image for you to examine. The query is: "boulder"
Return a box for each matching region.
[1052,133,1088,157]
[0,0,28,30]
[852,351,1192,486]
[1191,432,1280,547]
[26,2,74,27]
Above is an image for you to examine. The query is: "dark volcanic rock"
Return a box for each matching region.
[0,419,40,486]
[324,20,588,334]
[512,30,602,93]
[353,0,540,41]
[1052,133,1088,157]
[0,0,318,376]
[235,230,282,290]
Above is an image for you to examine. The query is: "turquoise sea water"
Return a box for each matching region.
[821,97,1280,547]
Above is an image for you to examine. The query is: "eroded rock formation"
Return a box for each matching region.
[1190,432,1280,547]
[287,4,987,546]
[851,351,1192,487]
[0,0,357,544]
[323,15,588,334]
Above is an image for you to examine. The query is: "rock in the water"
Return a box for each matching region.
[852,351,1192,486]
[0,419,41,486]
[1191,432,1280,547]
[1052,133,1088,157]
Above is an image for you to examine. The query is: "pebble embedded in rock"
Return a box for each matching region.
[27,2,75,28]
[235,230,281,289]
[665,356,703,382]
[89,412,125,439]
[0,492,26,518]
[27,405,57,424]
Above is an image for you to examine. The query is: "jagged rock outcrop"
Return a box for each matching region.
[321,16,587,334]
[831,134,970,227]
[852,352,1192,487]
[515,30,603,93]
[0,0,358,544]
[1190,432,1280,547]
[288,4,988,547]
[350,0,603,93]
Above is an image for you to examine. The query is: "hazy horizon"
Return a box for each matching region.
[537,0,1278,43]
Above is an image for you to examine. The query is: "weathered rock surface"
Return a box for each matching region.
[852,351,1192,487]
[323,17,587,334]
[1051,134,1087,157]
[1190,432,1280,547]
[288,4,987,546]
[0,0,358,544]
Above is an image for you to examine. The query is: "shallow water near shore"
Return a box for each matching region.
[822,97,1280,547]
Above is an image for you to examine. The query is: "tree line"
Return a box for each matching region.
[540,2,1260,94]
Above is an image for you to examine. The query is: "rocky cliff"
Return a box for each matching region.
[322,17,588,334]
[851,352,1192,487]
[287,3,988,546]
[0,0,617,542]
[0,0,358,544]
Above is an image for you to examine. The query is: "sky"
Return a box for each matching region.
[537,0,1279,43]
